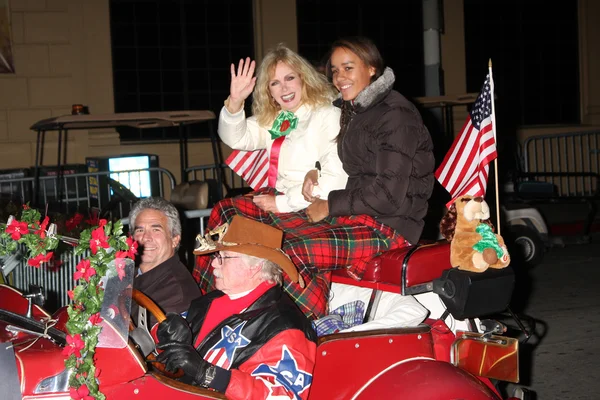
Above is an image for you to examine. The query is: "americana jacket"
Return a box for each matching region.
[186,285,318,400]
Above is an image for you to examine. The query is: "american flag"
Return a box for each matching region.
[435,69,497,206]
[225,149,269,190]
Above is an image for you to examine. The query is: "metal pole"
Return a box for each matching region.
[178,125,186,183]
[422,0,444,132]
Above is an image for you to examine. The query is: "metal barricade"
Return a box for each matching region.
[10,246,89,311]
[4,165,240,311]
[186,164,249,200]
[8,208,212,311]
[0,167,177,220]
[523,130,600,197]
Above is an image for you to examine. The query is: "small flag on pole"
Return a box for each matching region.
[435,67,497,206]
[225,149,269,190]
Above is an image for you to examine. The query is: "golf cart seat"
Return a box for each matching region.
[170,181,210,210]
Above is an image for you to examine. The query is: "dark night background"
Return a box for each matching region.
[107,0,580,238]
[108,0,579,143]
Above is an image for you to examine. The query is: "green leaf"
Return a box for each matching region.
[21,207,41,224]
[113,220,124,236]
[45,236,60,251]
[66,318,87,334]
[64,356,77,370]
[104,222,112,236]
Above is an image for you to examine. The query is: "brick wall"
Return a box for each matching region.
[0,0,115,169]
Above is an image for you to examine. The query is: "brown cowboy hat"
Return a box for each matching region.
[193,215,304,288]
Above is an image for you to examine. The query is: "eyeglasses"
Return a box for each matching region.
[211,253,240,265]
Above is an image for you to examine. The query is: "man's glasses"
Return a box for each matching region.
[211,252,240,265]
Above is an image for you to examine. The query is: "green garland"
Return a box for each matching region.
[1,204,137,400]
[0,205,59,261]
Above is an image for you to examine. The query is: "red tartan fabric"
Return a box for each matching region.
[192,188,408,320]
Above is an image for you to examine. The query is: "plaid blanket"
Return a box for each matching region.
[192,188,408,320]
[312,300,366,336]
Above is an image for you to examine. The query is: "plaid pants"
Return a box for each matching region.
[192,188,407,320]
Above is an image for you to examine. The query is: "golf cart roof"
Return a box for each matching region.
[30,110,216,131]
[414,93,478,108]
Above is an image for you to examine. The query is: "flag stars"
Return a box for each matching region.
[470,74,492,129]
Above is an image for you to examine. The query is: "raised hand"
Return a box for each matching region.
[227,57,257,113]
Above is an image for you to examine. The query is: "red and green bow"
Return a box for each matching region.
[268,110,298,140]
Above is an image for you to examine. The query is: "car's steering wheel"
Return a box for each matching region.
[130,289,184,378]
[131,288,166,326]
[128,290,227,398]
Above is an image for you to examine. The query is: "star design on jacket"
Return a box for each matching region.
[251,345,313,399]
[204,321,250,369]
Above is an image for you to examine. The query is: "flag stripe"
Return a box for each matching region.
[434,70,497,206]
[225,149,269,190]
[442,125,479,194]
[435,118,472,183]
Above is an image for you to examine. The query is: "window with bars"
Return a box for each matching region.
[109,0,254,141]
[296,0,426,99]
[464,0,579,127]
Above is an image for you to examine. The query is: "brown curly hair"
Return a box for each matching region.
[439,196,495,242]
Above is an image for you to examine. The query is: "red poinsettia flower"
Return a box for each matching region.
[116,240,137,261]
[63,334,85,358]
[69,384,94,400]
[46,257,63,272]
[126,236,138,258]
[114,258,127,280]
[89,312,103,325]
[67,290,75,300]
[66,213,84,231]
[5,219,29,240]
[27,252,54,268]
[84,209,99,226]
[73,259,97,282]
[90,226,110,255]
[280,119,291,132]
[33,216,50,239]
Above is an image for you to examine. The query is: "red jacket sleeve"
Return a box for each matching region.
[224,329,317,400]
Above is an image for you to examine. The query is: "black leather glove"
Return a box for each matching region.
[156,342,213,384]
[157,313,192,345]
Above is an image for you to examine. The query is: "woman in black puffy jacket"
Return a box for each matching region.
[304,36,435,245]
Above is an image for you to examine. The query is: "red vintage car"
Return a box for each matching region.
[0,241,529,400]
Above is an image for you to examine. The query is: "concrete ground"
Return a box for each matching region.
[500,233,600,399]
